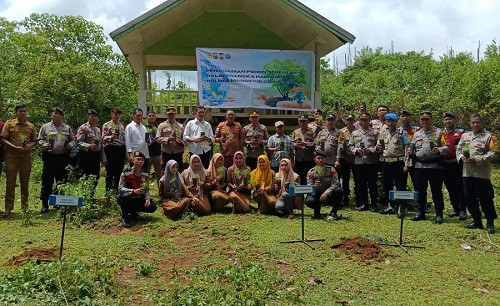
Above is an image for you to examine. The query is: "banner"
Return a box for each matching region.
[196,48,315,111]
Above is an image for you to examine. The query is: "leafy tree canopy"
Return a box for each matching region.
[263,59,306,99]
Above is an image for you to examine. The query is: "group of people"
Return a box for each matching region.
[0,103,497,234]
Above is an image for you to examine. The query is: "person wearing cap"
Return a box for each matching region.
[305,150,344,220]
[407,111,449,223]
[243,111,269,170]
[354,104,367,130]
[457,113,498,234]
[125,108,149,171]
[266,120,293,173]
[441,111,467,220]
[183,106,214,169]
[145,111,162,188]
[117,151,157,228]
[377,113,410,216]
[348,112,379,212]
[370,105,389,134]
[398,110,419,185]
[156,107,185,172]
[77,109,104,181]
[214,110,244,168]
[336,114,357,206]
[308,108,326,135]
[102,107,126,192]
[37,107,75,213]
[0,104,37,217]
[292,114,316,185]
[315,114,340,168]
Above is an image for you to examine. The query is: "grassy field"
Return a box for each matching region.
[0,160,499,305]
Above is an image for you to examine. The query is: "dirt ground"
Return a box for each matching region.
[8,247,59,265]
[331,237,385,263]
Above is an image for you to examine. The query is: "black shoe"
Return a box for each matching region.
[357,205,369,211]
[380,207,395,215]
[412,213,426,221]
[486,221,495,234]
[130,212,139,221]
[458,211,467,220]
[326,212,340,221]
[342,199,349,206]
[41,206,49,214]
[448,211,459,218]
[370,206,378,213]
[312,213,322,219]
[435,214,444,224]
[465,221,483,229]
[121,217,132,228]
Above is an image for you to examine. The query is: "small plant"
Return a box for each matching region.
[19,133,28,147]
[279,137,285,150]
[316,165,325,177]
[462,142,470,158]
[136,261,155,277]
[252,129,259,139]
[140,176,149,191]
[193,173,200,186]
[22,209,34,226]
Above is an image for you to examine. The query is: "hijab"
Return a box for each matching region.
[232,151,247,171]
[276,158,299,194]
[182,154,207,198]
[207,153,226,181]
[250,155,273,189]
[160,159,183,200]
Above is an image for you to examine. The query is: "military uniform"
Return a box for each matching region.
[77,122,103,178]
[456,129,498,231]
[102,120,126,191]
[292,127,316,185]
[348,127,379,210]
[442,125,466,217]
[337,126,356,205]
[156,120,185,171]
[315,127,340,166]
[243,123,268,169]
[305,164,343,218]
[408,126,449,221]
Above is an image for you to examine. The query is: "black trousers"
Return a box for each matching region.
[443,162,465,212]
[354,164,378,207]
[414,168,444,214]
[162,152,184,172]
[118,195,157,219]
[382,161,407,205]
[246,157,258,171]
[339,159,356,202]
[79,151,101,178]
[191,151,210,169]
[305,187,343,216]
[463,177,497,221]
[295,160,316,185]
[40,152,69,206]
[104,145,126,191]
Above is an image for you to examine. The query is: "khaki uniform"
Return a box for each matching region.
[291,127,315,185]
[1,118,37,211]
[243,123,268,159]
[156,121,185,155]
[305,165,343,216]
[315,128,340,165]
[348,128,378,165]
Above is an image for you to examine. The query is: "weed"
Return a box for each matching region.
[136,260,155,277]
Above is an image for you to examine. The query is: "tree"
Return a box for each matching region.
[263,59,306,100]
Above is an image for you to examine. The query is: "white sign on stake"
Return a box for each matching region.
[49,195,84,207]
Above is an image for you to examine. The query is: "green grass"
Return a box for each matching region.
[0,160,499,305]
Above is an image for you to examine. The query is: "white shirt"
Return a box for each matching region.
[183,118,214,154]
[125,121,149,158]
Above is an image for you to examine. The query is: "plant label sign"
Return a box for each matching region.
[49,195,84,207]
[289,185,315,195]
[389,191,418,201]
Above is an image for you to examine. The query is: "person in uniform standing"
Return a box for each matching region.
[407,111,449,223]
[457,113,498,233]
[37,107,75,213]
[292,114,316,185]
[183,106,214,169]
[349,112,379,212]
[156,107,185,172]
[0,104,37,216]
[266,121,293,173]
[336,114,357,206]
[441,111,467,220]
[308,108,326,135]
[398,110,419,185]
[125,108,149,170]
[102,107,126,192]
[243,111,268,170]
[145,110,162,187]
[370,105,389,134]
[315,114,340,168]
[214,110,244,168]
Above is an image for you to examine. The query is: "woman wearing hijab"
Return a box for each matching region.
[250,155,277,214]
[274,158,302,218]
[227,151,253,213]
[159,159,193,219]
[206,153,230,211]
[180,154,211,216]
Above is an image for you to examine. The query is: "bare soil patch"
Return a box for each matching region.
[331,237,385,264]
[8,247,58,265]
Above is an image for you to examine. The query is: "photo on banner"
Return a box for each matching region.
[196,48,315,111]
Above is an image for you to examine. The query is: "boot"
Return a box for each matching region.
[465,219,483,229]
[380,204,395,215]
[486,220,495,234]
[357,204,369,211]
[458,211,467,220]
[435,213,444,224]
[41,203,49,214]
[448,211,459,218]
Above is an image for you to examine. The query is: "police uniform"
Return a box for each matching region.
[315,119,340,166]
[397,122,419,185]
[292,115,316,185]
[370,118,388,134]
[456,127,498,232]
[102,108,126,191]
[243,112,268,170]
[156,116,185,172]
[408,112,449,222]
[336,116,356,205]
[76,109,103,178]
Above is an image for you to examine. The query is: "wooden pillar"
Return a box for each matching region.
[139,41,147,90]
[314,42,322,111]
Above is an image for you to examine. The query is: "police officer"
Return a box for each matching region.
[77,109,103,179]
[398,110,419,185]
[243,111,268,170]
[348,112,379,212]
[292,114,316,185]
[378,113,409,215]
[38,107,75,213]
[336,114,356,206]
[408,111,449,223]
[308,108,326,135]
[102,107,126,192]
[457,113,498,233]
[442,111,467,220]
[370,105,389,134]
[315,114,340,168]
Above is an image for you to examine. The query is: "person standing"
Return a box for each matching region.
[145,111,162,187]
[125,108,149,171]
[457,113,498,233]
[243,111,268,170]
[77,109,104,179]
[0,120,4,175]
[370,105,389,134]
[308,108,326,135]
[291,114,316,185]
[37,107,75,213]
[408,111,449,224]
[315,114,340,167]
[348,112,379,212]
[336,114,356,206]
[102,107,126,192]
[156,107,185,172]
[214,110,244,168]
[441,111,467,220]
[266,121,293,173]
[398,110,419,185]
[183,106,214,169]
[0,104,37,216]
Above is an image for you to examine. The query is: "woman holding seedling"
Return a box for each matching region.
[181,154,211,216]
[227,151,253,213]
[274,158,302,219]
[159,160,193,219]
[250,155,277,214]
[206,153,230,211]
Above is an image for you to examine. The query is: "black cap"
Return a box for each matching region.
[344,114,355,120]
[298,114,309,121]
[419,111,433,119]
[133,151,145,158]
[88,109,99,116]
[51,107,64,116]
[315,150,327,157]
[358,112,370,120]
[443,111,456,119]
[314,108,323,114]
[111,107,122,114]
[399,109,412,116]
[325,114,336,120]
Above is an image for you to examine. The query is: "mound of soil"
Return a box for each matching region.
[331,237,384,263]
[9,247,58,265]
